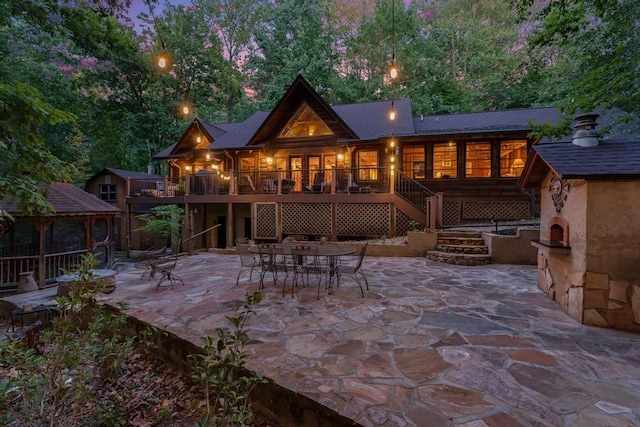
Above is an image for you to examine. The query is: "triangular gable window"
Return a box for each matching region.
[279,103,333,138]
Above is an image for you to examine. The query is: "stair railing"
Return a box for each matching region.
[395,170,443,229]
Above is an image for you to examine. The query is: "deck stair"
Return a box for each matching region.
[426,231,491,266]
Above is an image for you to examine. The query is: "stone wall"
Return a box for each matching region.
[535,176,640,332]
[484,228,538,265]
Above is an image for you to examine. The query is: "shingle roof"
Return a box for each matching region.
[207,112,270,149]
[1,183,121,217]
[104,168,162,181]
[333,98,414,140]
[412,107,561,135]
[532,139,640,178]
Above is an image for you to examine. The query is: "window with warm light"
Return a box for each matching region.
[239,157,255,171]
[357,151,378,180]
[433,142,457,178]
[401,146,425,179]
[465,142,491,178]
[280,104,332,138]
[500,140,527,177]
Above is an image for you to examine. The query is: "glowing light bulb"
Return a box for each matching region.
[390,140,395,148]
[182,105,190,115]
[389,110,396,121]
[391,156,395,162]
[158,55,167,68]
[389,65,398,79]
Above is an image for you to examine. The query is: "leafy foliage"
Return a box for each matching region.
[189,291,266,426]
[135,204,185,249]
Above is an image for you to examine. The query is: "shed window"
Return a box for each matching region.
[99,184,117,202]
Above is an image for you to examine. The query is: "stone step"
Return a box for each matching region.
[426,250,492,266]
[436,244,489,255]
[437,236,486,246]
[437,231,483,239]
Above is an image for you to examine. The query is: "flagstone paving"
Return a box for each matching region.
[97,253,640,426]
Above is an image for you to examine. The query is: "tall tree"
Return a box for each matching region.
[194,0,267,122]
[248,0,338,110]
[513,0,640,122]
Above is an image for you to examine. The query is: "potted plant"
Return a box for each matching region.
[135,204,185,253]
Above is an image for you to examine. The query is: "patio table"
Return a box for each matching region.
[248,243,354,296]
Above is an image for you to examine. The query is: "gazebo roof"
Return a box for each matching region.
[1,183,121,217]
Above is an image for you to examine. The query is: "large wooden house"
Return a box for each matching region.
[126,75,564,249]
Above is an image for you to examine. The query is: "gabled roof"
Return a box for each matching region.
[248,75,358,145]
[413,107,561,136]
[87,168,162,183]
[1,183,121,217]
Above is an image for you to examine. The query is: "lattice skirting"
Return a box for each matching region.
[336,203,389,237]
[395,210,412,236]
[282,203,332,235]
[442,201,530,226]
[442,202,461,226]
[462,201,530,221]
[255,202,277,239]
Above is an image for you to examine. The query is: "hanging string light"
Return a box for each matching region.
[145,0,168,69]
[389,0,398,80]
[388,0,398,168]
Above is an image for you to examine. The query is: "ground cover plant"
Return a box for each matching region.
[0,268,270,426]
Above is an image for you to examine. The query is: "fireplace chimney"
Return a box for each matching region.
[571,113,600,147]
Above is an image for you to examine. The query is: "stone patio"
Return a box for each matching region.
[3,252,640,426]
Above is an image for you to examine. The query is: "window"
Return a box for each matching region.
[465,142,491,178]
[357,151,378,180]
[279,104,333,138]
[238,157,255,171]
[402,146,425,179]
[99,184,117,202]
[500,140,527,177]
[433,142,457,178]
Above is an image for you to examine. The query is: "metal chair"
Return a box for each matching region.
[236,243,260,285]
[257,244,289,289]
[155,254,185,291]
[289,245,323,297]
[335,243,369,297]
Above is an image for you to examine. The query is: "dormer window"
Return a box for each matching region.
[280,104,332,138]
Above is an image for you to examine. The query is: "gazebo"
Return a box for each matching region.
[0,183,120,292]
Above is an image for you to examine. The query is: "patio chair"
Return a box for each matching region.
[257,244,289,289]
[155,253,185,291]
[335,243,369,297]
[236,243,260,286]
[289,245,323,297]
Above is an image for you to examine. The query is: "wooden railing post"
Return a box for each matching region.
[331,168,337,194]
[390,167,395,195]
[277,169,283,195]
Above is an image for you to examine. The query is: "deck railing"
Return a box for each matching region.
[127,167,394,198]
[0,249,87,292]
